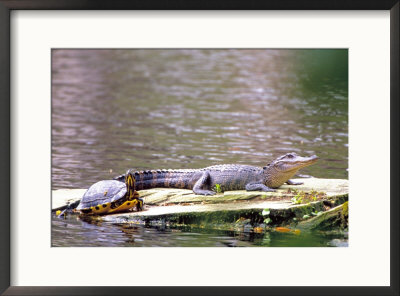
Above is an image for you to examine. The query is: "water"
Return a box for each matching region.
[52,216,348,247]
[51,49,348,247]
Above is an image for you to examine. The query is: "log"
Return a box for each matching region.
[296,202,349,231]
[52,178,348,229]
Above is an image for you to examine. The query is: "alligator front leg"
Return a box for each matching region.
[286,179,303,185]
[192,171,215,196]
[245,183,276,192]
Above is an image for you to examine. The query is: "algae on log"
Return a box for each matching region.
[297,202,349,231]
[52,178,348,229]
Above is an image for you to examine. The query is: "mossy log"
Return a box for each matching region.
[296,201,349,231]
[52,178,348,229]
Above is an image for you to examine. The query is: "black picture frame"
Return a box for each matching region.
[0,1,398,296]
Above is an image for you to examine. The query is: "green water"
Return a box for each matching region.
[52,216,348,247]
[51,49,348,247]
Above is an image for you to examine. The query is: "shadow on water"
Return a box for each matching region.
[51,49,348,247]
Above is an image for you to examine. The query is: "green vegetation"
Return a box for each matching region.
[214,184,222,193]
[262,208,272,224]
[262,208,270,216]
[342,201,348,217]
[264,217,272,225]
[290,189,327,204]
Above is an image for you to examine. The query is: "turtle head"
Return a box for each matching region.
[125,169,136,199]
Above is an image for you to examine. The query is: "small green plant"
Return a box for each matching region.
[262,208,270,216]
[310,189,318,201]
[290,190,327,204]
[291,192,304,204]
[264,217,272,224]
[310,211,323,216]
[262,208,272,224]
[214,184,222,193]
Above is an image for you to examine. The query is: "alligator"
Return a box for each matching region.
[113,152,318,196]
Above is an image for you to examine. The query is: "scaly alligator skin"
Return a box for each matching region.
[114,152,319,196]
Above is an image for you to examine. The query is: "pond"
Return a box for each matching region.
[51,49,348,247]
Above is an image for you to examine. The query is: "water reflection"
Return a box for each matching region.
[52,215,347,247]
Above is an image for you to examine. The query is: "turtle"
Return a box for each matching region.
[76,169,143,215]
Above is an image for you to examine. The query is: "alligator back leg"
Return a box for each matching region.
[245,182,276,192]
[192,171,215,196]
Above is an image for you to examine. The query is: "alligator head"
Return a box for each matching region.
[263,152,319,188]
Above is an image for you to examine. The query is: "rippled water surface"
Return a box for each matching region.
[52,216,348,247]
[51,49,348,247]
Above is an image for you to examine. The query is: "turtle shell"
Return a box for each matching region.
[77,180,127,213]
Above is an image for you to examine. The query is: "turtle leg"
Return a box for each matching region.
[57,202,75,218]
[136,198,144,211]
[132,190,143,211]
[57,209,67,219]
